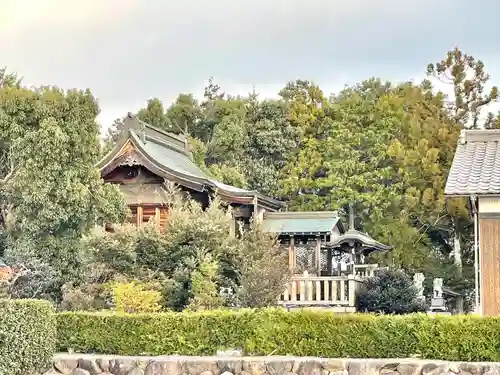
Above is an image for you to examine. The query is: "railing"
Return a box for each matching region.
[354,264,387,278]
[279,264,387,309]
[280,272,362,307]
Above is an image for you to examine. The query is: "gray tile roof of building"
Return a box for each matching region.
[262,211,342,235]
[445,129,500,196]
[97,114,286,208]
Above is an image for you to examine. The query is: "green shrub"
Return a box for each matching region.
[0,299,56,375]
[57,308,500,361]
[356,269,427,314]
[109,281,162,313]
[187,255,224,311]
[81,195,288,312]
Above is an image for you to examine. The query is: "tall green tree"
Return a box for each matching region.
[381,80,470,294]
[280,78,465,280]
[426,48,494,292]
[242,93,298,196]
[165,93,202,135]
[427,47,499,129]
[137,98,170,130]
[0,67,21,88]
[0,82,127,299]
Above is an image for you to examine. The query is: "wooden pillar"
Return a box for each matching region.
[288,236,295,272]
[347,274,357,306]
[477,196,500,316]
[479,215,500,315]
[155,207,160,227]
[327,249,333,276]
[229,212,236,237]
[456,296,464,314]
[137,205,143,228]
[252,195,258,226]
[315,236,321,276]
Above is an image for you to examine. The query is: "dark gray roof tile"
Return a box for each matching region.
[262,211,341,234]
[445,130,500,196]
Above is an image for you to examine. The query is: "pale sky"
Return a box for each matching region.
[1,0,499,130]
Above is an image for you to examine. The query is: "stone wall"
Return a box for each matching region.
[42,354,500,375]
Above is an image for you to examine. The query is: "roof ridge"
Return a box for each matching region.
[136,117,187,144]
[264,211,339,219]
[123,112,189,150]
[144,133,192,158]
[460,129,500,144]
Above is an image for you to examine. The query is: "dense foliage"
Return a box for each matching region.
[0,299,56,375]
[0,74,128,303]
[102,48,499,306]
[356,269,427,314]
[0,46,499,310]
[57,308,500,361]
[61,194,288,312]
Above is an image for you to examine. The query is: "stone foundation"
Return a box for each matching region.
[42,354,500,375]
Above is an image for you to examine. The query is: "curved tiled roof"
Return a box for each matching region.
[262,211,342,235]
[324,229,392,253]
[97,114,284,210]
[445,129,500,196]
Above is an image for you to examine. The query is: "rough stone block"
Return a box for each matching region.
[54,358,79,373]
[72,369,91,375]
[36,355,497,375]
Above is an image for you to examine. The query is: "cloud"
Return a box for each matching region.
[0,0,499,128]
[0,0,139,32]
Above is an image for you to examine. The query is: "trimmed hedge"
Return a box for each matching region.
[57,308,500,361]
[57,309,258,356]
[0,299,56,375]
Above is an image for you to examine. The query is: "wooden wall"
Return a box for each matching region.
[128,204,169,230]
[103,164,250,232]
[479,217,500,316]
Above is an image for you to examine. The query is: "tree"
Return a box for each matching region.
[102,116,126,153]
[0,83,127,301]
[187,254,224,311]
[426,48,493,298]
[234,223,289,308]
[243,95,299,196]
[165,93,202,135]
[137,98,170,130]
[206,113,248,164]
[207,163,248,189]
[382,80,468,260]
[485,111,500,129]
[278,79,326,153]
[281,79,403,215]
[0,67,21,88]
[280,78,467,283]
[427,47,499,129]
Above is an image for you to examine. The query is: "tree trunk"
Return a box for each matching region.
[452,228,462,273]
[452,218,464,312]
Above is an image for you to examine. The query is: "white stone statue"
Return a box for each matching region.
[433,278,443,298]
[413,273,425,298]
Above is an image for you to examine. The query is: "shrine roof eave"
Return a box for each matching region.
[442,286,463,297]
[323,229,392,252]
[96,123,284,211]
[262,211,342,235]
